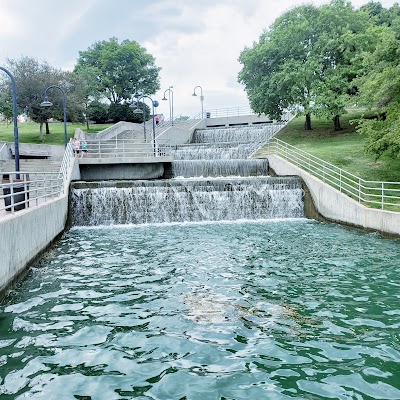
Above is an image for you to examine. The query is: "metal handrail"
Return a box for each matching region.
[1,141,74,215]
[81,139,170,158]
[265,138,400,211]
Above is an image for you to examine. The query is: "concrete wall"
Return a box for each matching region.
[158,120,206,145]
[79,162,167,181]
[205,114,273,127]
[6,143,65,158]
[268,155,400,237]
[0,195,69,293]
[0,158,76,294]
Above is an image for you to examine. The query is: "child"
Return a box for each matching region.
[80,140,88,158]
[72,138,80,157]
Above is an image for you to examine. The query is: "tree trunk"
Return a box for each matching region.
[86,118,89,130]
[304,113,312,130]
[45,121,50,134]
[39,122,43,142]
[333,115,342,131]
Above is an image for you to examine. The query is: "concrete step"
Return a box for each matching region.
[0,159,62,174]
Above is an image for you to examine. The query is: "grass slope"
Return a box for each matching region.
[256,112,400,182]
[0,122,112,145]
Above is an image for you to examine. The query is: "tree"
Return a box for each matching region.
[0,57,84,140]
[0,92,13,125]
[238,4,321,130]
[72,67,102,129]
[312,0,371,130]
[75,38,161,104]
[238,0,371,131]
[86,101,109,124]
[354,19,400,159]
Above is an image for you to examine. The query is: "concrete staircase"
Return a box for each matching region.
[0,158,62,174]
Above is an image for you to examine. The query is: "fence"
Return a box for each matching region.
[0,141,74,215]
[82,139,171,159]
[266,138,400,211]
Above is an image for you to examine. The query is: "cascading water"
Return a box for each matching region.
[71,177,304,226]
[71,122,304,225]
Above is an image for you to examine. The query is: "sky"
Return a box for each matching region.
[0,0,399,119]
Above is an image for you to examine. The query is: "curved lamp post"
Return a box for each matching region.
[0,66,20,173]
[40,85,68,147]
[162,86,174,126]
[133,95,157,156]
[192,85,204,119]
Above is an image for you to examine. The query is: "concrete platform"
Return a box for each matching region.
[78,156,173,164]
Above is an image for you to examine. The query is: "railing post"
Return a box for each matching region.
[24,174,28,208]
[10,174,15,214]
[358,178,361,202]
[381,182,384,210]
[339,170,342,192]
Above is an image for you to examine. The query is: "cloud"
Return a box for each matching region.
[1,0,399,118]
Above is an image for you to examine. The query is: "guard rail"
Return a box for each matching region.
[0,141,74,215]
[266,138,400,211]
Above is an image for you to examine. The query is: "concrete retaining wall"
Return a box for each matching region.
[268,155,400,236]
[0,158,76,294]
[0,196,69,293]
[206,114,273,127]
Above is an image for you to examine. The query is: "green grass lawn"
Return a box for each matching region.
[0,122,113,145]
[256,112,400,183]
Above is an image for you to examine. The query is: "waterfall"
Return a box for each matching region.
[71,177,304,226]
[71,122,305,226]
[193,124,280,143]
[170,142,260,160]
[172,159,269,178]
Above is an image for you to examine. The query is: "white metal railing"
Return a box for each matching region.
[82,139,170,158]
[1,141,74,215]
[265,138,400,211]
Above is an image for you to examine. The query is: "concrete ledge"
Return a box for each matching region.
[78,156,173,164]
[268,154,400,237]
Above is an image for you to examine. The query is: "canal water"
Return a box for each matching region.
[1,124,399,399]
[0,220,399,399]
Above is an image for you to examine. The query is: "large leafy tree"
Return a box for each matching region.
[354,7,400,159]
[312,0,371,130]
[75,38,161,104]
[238,0,371,131]
[238,4,320,130]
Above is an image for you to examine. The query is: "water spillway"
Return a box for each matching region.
[172,159,269,178]
[71,177,304,226]
[71,123,304,225]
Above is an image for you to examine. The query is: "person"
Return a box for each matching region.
[72,137,80,157]
[80,139,88,158]
[155,115,160,125]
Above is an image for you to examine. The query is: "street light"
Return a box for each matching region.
[192,85,204,119]
[40,85,68,147]
[132,95,157,156]
[0,66,20,173]
[162,86,174,126]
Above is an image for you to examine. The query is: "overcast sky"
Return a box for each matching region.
[0,0,398,119]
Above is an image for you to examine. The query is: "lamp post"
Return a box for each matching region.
[40,85,68,147]
[133,95,157,156]
[162,86,174,126]
[0,66,20,173]
[192,85,204,119]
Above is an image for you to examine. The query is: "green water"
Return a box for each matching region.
[0,220,399,399]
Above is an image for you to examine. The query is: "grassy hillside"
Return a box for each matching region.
[0,122,112,145]
[256,112,400,182]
